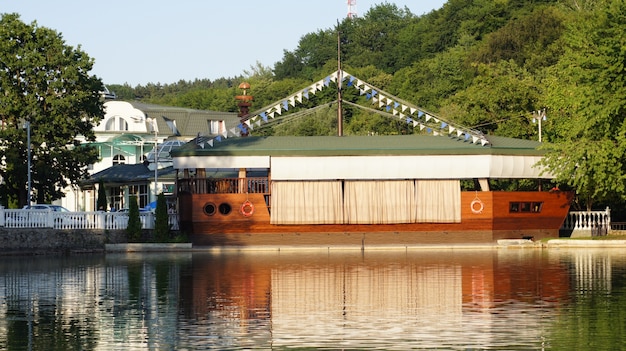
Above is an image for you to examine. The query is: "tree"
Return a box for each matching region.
[154,192,170,242]
[96,179,107,211]
[0,14,104,208]
[126,195,142,242]
[540,0,626,209]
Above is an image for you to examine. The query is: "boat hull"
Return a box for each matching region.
[178,191,572,247]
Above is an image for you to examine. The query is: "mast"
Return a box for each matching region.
[337,22,343,137]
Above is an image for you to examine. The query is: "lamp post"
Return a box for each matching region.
[24,121,32,206]
[148,117,159,204]
[532,109,547,142]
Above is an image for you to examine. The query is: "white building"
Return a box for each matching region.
[60,100,238,211]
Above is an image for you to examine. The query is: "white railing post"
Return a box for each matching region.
[0,206,4,227]
[563,208,612,237]
[47,209,54,228]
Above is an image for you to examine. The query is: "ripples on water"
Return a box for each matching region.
[1,248,626,350]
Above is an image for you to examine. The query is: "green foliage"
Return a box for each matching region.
[0,14,103,207]
[539,0,626,209]
[154,193,170,242]
[126,195,142,242]
[95,1,626,210]
[97,179,107,211]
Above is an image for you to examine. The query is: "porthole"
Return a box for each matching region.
[218,203,232,215]
[203,202,216,216]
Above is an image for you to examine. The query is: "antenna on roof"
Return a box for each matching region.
[347,0,357,18]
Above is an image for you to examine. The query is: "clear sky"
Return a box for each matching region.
[2,1,447,86]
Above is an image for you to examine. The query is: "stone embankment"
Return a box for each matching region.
[0,228,126,254]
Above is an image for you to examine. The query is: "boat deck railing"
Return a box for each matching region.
[177,177,269,194]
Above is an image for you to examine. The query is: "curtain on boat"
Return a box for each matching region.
[270,181,344,224]
[343,180,416,224]
[415,180,461,223]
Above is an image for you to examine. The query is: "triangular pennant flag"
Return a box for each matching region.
[412,120,419,127]
[386,105,391,112]
[425,114,432,122]
[303,89,309,99]
[441,122,447,129]
[289,96,296,106]
[392,109,398,116]
[324,76,331,86]
[427,128,432,134]
[282,100,289,111]
[394,102,400,108]
[198,141,205,149]
[406,117,413,124]
[359,89,366,96]
[296,93,303,103]
[433,130,439,136]
[481,139,489,146]
[372,97,378,103]
[402,104,408,112]
[362,84,371,92]
[433,117,440,123]
[400,113,405,119]
[449,126,455,134]
[329,74,337,83]
[465,133,471,140]
[371,89,378,97]
[379,99,385,108]
[255,120,262,127]
[215,135,222,142]
[418,110,424,118]
[208,139,214,147]
[275,104,282,115]
[472,136,479,144]
[457,130,464,137]
[366,92,372,100]
[410,107,417,115]
[269,112,275,118]
[356,79,364,87]
[419,123,426,131]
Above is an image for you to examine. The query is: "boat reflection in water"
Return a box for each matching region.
[2,248,625,350]
[179,249,574,349]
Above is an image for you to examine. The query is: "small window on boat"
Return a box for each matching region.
[218,203,232,215]
[509,202,543,213]
[203,202,216,216]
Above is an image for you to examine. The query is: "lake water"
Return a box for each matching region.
[1,248,626,350]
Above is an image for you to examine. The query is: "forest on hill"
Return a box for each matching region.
[108,0,626,210]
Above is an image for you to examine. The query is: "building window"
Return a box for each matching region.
[129,184,149,209]
[209,120,224,135]
[105,116,129,131]
[109,186,123,211]
[113,154,126,166]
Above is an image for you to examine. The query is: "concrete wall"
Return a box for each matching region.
[0,229,127,254]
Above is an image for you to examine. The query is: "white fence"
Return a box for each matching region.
[561,207,611,237]
[0,208,179,231]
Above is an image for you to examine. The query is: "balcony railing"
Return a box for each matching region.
[177,177,269,194]
[0,208,179,231]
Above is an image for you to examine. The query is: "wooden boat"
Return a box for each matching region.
[172,134,572,247]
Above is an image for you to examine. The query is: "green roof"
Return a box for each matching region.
[171,134,544,157]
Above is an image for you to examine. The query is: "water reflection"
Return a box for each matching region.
[0,249,625,350]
